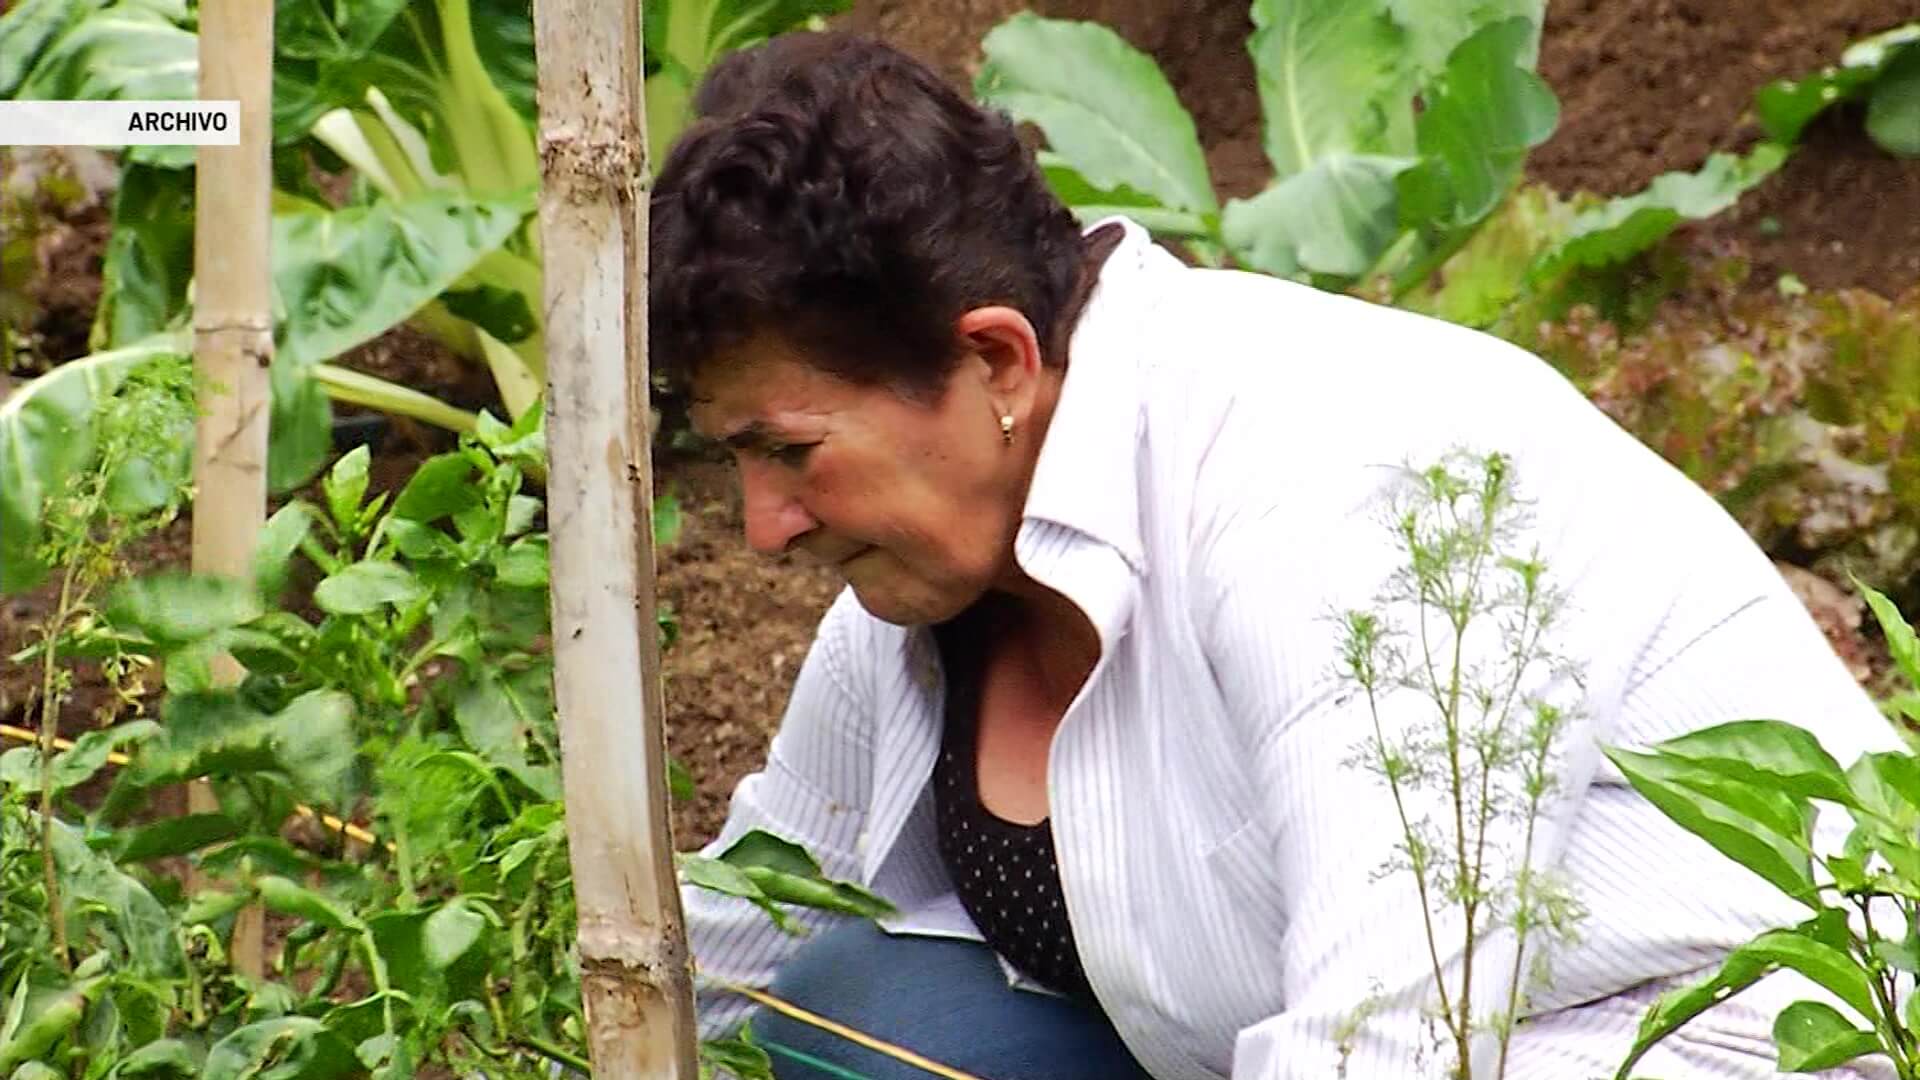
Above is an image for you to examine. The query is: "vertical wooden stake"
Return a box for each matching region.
[192,0,273,980]
[536,0,698,1076]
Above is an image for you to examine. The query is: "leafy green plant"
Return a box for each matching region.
[642,0,853,164]
[3,411,881,1077]
[1335,449,1585,1079]
[1758,23,1920,158]
[1604,585,1920,1078]
[1528,279,1920,600]
[975,3,1782,314]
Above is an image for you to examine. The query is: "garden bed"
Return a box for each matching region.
[4,0,1917,858]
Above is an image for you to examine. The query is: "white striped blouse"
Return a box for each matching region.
[681,219,1904,1079]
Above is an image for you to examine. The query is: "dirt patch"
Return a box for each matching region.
[656,458,842,848]
[1531,0,1920,298]
[839,0,1920,297]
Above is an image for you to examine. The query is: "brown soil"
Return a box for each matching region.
[841,0,1920,297]
[1532,0,1920,297]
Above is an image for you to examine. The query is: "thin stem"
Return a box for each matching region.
[1494,716,1555,1080]
[513,1034,592,1075]
[36,560,79,974]
[1856,897,1915,1076]
[1363,678,1457,1030]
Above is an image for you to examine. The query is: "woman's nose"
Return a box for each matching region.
[740,462,815,555]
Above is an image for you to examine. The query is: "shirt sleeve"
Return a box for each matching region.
[682,591,877,1040]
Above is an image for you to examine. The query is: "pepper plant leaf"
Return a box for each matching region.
[1604,747,1819,903]
[1647,719,1859,807]
[201,1017,358,1080]
[977,13,1216,217]
[1771,999,1883,1072]
[1612,924,1877,1079]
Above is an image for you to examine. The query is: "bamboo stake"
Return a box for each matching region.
[191,0,274,981]
[536,0,698,1075]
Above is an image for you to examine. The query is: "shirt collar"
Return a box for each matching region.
[1019,217,1166,571]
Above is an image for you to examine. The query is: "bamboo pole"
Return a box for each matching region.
[536,0,698,1075]
[191,0,274,981]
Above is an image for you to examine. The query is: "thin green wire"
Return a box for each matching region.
[759,1038,888,1080]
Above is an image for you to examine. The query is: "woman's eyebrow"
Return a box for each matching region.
[717,419,780,450]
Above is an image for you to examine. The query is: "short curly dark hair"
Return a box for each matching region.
[648,32,1091,401]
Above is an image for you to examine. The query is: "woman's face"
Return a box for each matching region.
[689,313,1048,627]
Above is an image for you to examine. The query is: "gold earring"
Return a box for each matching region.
[999,414,1015,446]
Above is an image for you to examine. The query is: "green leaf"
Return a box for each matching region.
[1530,145,1784,280]
[8,1,198,168]
[256,876,365,934]
[270,690,357,803]
[1771,999,1883,1072]
[375,448,477,522]
[109,1038,200,1078]
[114,812,244,862]
[704,0,851,58]
[313,560,423,615]
[0,338,183,594]
[1384,0,1544,76]
[107,572,263,646]
[680,853,793,930]
[1612,924,1876,1079]
[422,899,487,970]
[718,830,896,920]
[1846,752,1920,829]
[669,755,696,803]
[268,356,333,494]
[1649,719,1858,807]
[201,1017,357,1080]
[0,982,87,1076]
[701,1030,775,1080]
[976,13,1216,216]
[0,0,109,97]
[1247,0,1411,178]
[98,162,195,347]
[1605,747,1819,902]
[254,503,316,600]
[1221,154,1411,277]
[272,191,533,372]
[1867,47,1920,156]
[271,0,412,137]
[453,672,528,769]
[1756,24,1920,145]
[50,720,158,792]
[323,446,372,532]
[493,536,548,587]
[1033,153,1181,231]
[48,819,180,976]
[1397,17,1557,229]
[1859,581,1920,689]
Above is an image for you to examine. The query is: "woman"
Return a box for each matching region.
[651,32,1899,1080]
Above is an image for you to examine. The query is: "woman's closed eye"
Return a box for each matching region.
[764,441,818,467]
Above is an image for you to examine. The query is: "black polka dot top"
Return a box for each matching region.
[930,603,1094,1000]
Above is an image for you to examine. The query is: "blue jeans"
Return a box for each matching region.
[752,920,1153,1080]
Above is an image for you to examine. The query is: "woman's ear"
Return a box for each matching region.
[953,306,1043,400]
